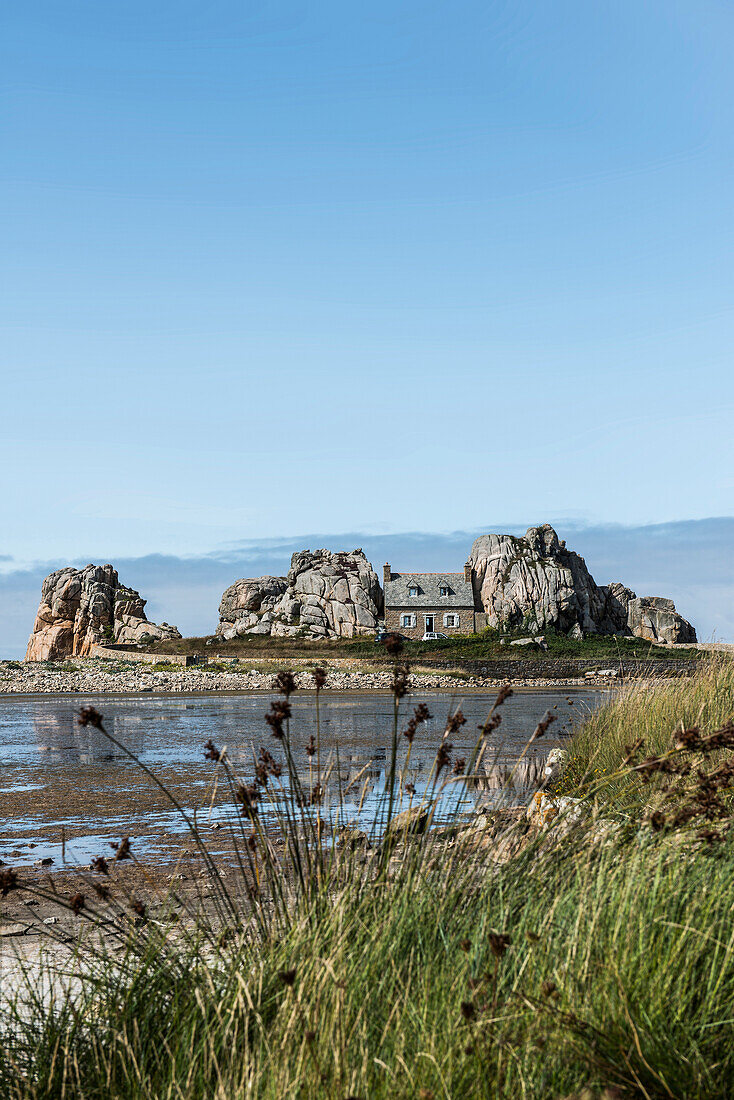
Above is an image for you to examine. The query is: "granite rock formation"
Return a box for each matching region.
[25,564,181,661]
[217,576,289,638]
[626,596,697,645]
[217,549,383,640]
[469,524,696,644]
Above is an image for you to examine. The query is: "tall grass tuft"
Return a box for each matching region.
[561,655,734,813]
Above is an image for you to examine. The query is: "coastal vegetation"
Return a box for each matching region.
[149,627,702,663]
[2,655,734,1098]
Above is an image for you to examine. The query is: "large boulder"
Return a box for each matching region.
[25,565,181,661]
[216,549,384,640]
[469,524,696,643]
[217,576,289,639]
[469,525,616,636]
[626,596,696,645]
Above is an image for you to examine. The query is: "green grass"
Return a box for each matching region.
[5,826,734,1097]
[150,628,701,663]
[560,656,734,812]
[3,661,734,1098]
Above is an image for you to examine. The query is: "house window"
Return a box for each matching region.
[439,586,449,597]
[443,613,459,628]
[408,586,419,597]
[401,614,415,628]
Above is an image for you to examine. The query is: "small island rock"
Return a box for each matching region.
[25,564,181,661]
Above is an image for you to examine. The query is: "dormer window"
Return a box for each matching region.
[408,585,419,597]
[439,585,449,597]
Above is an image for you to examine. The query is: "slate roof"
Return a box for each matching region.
[384,572,476,609]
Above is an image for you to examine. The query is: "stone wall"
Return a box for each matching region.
[414,657,700,680]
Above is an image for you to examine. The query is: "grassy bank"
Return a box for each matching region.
[150,628,701,663]
[562,656,734,812]
[3,660,734,1098]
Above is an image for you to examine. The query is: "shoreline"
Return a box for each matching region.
[0,651,699,695]
[0,660,676,696]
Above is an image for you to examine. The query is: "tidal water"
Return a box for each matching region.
[0,689,606,866]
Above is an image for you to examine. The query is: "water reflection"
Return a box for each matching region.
[0,689,606,862]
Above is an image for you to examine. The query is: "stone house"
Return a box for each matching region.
[382,562,483,639]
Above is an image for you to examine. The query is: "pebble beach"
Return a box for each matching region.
[0,656,638,695]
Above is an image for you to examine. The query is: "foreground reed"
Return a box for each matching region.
[2,652,734,1098]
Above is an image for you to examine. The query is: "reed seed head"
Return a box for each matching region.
[0,869,18,896]
[69,892,85,915]
[480,713,502,735]
[275,670,297,697]
[488,931,511,958]
[236,784,260,819]
[435,742,453,776]
[381,632,404,656]
[266,699,292,739]
[256,746,282,785]
[445,709,466,734]
[78,706,104,729]
[391,664,410,699]
[531,711,557,741]
[110,837,132,861]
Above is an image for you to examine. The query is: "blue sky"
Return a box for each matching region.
[2,1,733,647]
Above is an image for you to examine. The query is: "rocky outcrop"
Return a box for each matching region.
[217,549,383,640]
[626,596,697,645]
[217,576,290,638]
[469,525,620,636]
[25,565,181,661]
[469,524,696,644]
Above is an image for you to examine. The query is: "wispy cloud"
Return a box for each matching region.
[2,518,731,658]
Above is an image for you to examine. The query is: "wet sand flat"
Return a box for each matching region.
[0,688,604,870]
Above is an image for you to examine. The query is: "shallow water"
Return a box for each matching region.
[0,689,605,866]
